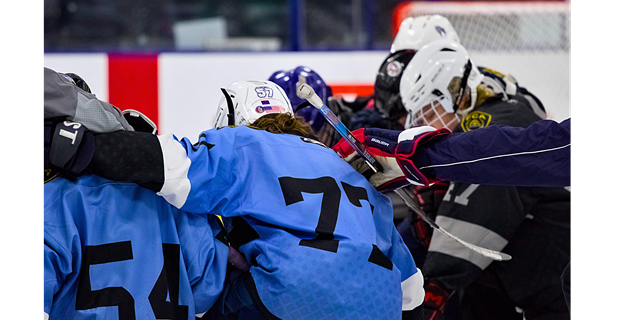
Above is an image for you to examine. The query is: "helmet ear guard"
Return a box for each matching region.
[452,59,473,114]
[220,88,236,126]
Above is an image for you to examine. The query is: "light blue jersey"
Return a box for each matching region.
[156,126,423,319]
[44,175,229,319]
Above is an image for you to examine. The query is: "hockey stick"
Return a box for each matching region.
[297,83,380,174]
[296,83,511,261]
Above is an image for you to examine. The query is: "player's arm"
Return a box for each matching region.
[86,128,242,215]
[414,118,570,187]
[47,113,242,214]
[333,118,570,189]
[44,67,133,132]
[86,131,186,202]
[86,130,167,192]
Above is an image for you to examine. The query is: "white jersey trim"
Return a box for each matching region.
[419,143,570,171]
[402,268,424,310]
[156,134,192,209]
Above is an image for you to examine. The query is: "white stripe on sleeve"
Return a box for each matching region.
[156,134,192,209]
[402,268,425,311]
[419,143,570,171]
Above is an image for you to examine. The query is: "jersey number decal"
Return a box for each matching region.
[254,86,274,98]
[278,176,392,270]
[442,183,480,206]
[76,241,188,319]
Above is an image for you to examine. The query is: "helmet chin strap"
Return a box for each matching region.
[453,59,473,114]
[456,106,473,119]
[220,88,235,126]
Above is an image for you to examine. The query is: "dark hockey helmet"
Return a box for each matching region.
[268,66,333,133]
[374,49,417,122]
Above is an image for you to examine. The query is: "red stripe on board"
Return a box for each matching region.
[330,84,374,97]
[108,54,159,127]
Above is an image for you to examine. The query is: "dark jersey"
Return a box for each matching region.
[421,96,570,311]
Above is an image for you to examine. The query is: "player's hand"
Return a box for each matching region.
[332,126,450,190]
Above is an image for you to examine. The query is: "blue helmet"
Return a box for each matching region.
[268,66,333,133]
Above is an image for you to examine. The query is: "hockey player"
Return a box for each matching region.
[268,66,414,223]
[379,17,557,317]
[333,117,569,189]
[367,15,554,186]
[49,79,427,319]
[376,12,547,260]
[374,18,546,313]
[45,173,230,320]
[378,15,547,125]
[335,40,571,319]
[44,67,230,319]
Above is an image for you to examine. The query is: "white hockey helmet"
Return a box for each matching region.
[399,39,483,129]
[390,15,461,53]
[213,80,294,127]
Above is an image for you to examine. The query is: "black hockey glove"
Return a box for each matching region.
[423,279,455,320]
[45,120,95,181]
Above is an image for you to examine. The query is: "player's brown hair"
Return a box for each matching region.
[248,112,318,140]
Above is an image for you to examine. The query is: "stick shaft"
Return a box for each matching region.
[316,104,379,172]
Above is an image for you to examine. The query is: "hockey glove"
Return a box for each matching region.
[123,109,158,135]
[423,279,455,320]
[45,120,95,181]
[332,126,450,191]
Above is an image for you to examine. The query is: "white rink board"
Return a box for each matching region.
[44,51,570,141]
[158,51,388,139]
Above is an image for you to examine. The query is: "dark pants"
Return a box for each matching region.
[201,270,265,320]
[461,270,570,320]
[201,268,277,320]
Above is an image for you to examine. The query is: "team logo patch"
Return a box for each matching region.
[461,111,492,132]
[386,61,403,77]
[255,100,286,114]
